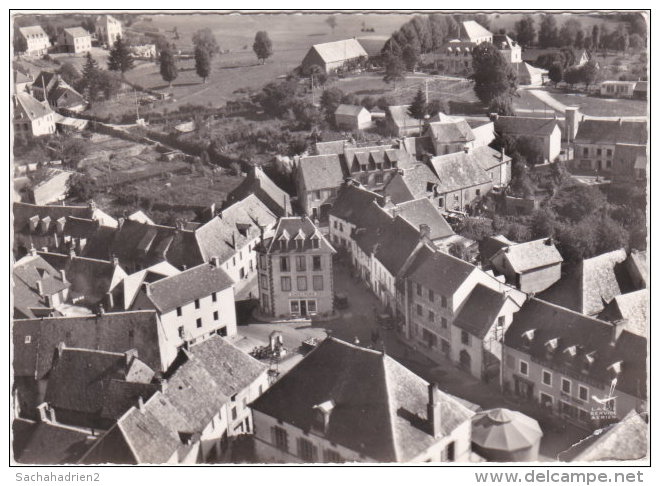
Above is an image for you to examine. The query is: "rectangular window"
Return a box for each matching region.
[583,147,589,156]
[416,283,422,296]
[261,275,269,288]
[313,190,321,201]
[281,276,291,292]
[312,238,319,249]
[443,441,455,462]
[461,330,470,346]
[296,255,306,272]
[231,407,237,420]
[324,449,343,463]
[280,257,290,272]
[607,149,613,157]
[312,255,322,271]
[213,311,219,321]
[416,304,423,316]
[307,300,317,313]
[313,275,324,291]
[428,290,434,302]
[540,392,553,408]
[297,276,308,291]
[176,307,182,317]
[290,300,300,314]
[24,335,31,344]
[428,310,435,322]
[596,148,602,156]
[211,292,217,302]
[519,360,529,376]
[578,385,589,402]
[497,315,505,328]
[561,377,571,394]
[441,296,447,308]
[298,438,317,462]
[196,318,202,328]
[441,317,447,329]
[542,370,552,386]
[195,299,200,310]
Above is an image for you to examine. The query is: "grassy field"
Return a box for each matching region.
[490,12,624,35]
[546,90,647,117]
[513,89,562,116]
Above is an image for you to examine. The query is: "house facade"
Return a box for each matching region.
[18,26,51,56]
[96,15,123,47]
[14,93,56,138]
[257,217,336,318]
[502,299,647,430]
[296,154,344,221]
[573,119,647,172]
[300,39,368,74]
[494,115,562,163]
[600,81,637,99]
[58,27,92,53]
[334,104,372,130]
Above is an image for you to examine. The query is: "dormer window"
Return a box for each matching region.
[312,400,335,434]
[564,345,577,358]
[608,361,623,375]
[521,329,535,345]
[545,338,558,353]
[582,352,596,373]
[311,231,321,249]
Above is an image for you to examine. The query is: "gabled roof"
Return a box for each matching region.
[33,71,59,90]
[392,198,454,241]
[13,419,95,465]
[335,104,368,117]
[403,245,476,296]
[597,289,647,338]
[19,25,48,38]
[373,216,423,276]
[386,105,420,130]
[479,234,514,263]
[329,181,384,227]
[558,411,648,462]
[492,34,519,50]
[188,335,267,397]
[45,347,157,419]
[143,262,234,313]
[428,150,492,194]
[13,253,70,319]
[459,20,493,41]
[266,217,335,254]
[495,116,560,137]
[504,298,647,399]
[63,27,91,38]
[226,167,291,217]
[308,39,368,64]
[251,337,474,462]
[356,36,389,57]
[14,92,52,121]
[121,261,180,310]
[13,311,167,378]
[493,238,563,273]
[298,153,346,191]
[575,120,647,145]
[383,163,440,203]
[454,284,511,339]
[427,119,475,144]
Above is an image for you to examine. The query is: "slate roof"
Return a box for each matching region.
[393,198,454,241]
[574,120,647,145]
[51,83,86,109]
[401,136,435,157]
[387,105,420,130]
[557,411,648,462]
[45,347,157,419]
[597,289,648,338]
[110,219,204,270]
[383,163,440,203]
[226,167,291,217]
[454,285,511,339]
[493,238,563,273]
[38,252,125,306]
[19,25,48,38]
[428,150,492,194]
[335,104,368,117]
[189,334,267,397]
[13,311,167,378]
[64,27,91,38]
[308,39,368,64]
[121,261,180,310]
[479,235,514,263]
[329,182,384,227]
[492,34,519,50]
[13,253,70,319]
[614,144,647,172]
[373,216,423,276]
[459,20,493,41]
[403,245,476,296]
[144,262,234,313]
[298,153,346,191]
[581,249,634,315]
[427,120,475,143]
[14,92,53,121]
[504,298,647,399]
[266,217,335,254]
[251,337,474,462]
[356,36,389,57]
[314,139,350,155]
[495,116,560,137]
[13,419,95,465]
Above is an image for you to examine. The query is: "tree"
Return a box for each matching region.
[538,15,559,48]
[80,52,100,100]
[591,25,601,51]
[59,62,82,86]
[456,217,494,242]
[67,173,98,201]
[563,66,582,88]
[192,28,219,58]
[629,33,644,50]
[13,30,27,56]
[575,30,585,49]
[581,60,599,88]
[56,138,90,168]
[548,63,563,86]
[558,19,582,48]
[470,42,518,107]
[97,70,122,100]
[514,15,536,47]
[107,36,134,77]
[382,54,405,90]
[488,95,515,116]
[255,79,300,118]
[325,16,337,33]
[253,31,273,65]
[407,88,427,122]
[616,32,630,52]
[159,46,178,89]
[194,46,211,83]
[320,87,345,122]
[81,17,96,34]
[552,185,606,222]
[401,44,419,72]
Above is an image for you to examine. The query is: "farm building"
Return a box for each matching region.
[300,39,368,74]
[600,80,637,99]
[334,104,372,130]
[18,26,51,56]
[58,27,92,54]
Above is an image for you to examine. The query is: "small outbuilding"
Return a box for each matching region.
[334,104,372,130]
[471,408,543,462]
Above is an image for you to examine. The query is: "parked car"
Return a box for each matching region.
[334,293,349,309]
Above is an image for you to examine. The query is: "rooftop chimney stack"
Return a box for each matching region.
[36,279,44,296]
[60,269,67,284]
[427,383,442,438]
[211,256,221,268]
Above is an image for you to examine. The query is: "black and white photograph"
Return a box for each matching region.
[9,8,649,469]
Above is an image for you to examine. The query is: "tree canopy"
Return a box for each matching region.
[194,46,211,83]
[192,28,220,57]
[470,42,518,108]
[159,47,178,87]
[407,88,427,120]
[107,36,134,76]
[253,31,273,64]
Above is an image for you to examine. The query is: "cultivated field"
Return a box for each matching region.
[545,90,647,117]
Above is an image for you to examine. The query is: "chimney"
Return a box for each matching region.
[56,342,66,360]
[500,147,506,161]
[88,199,97,211]
[463,146,471,154]
[611,321,625,345]
[29,215,39,232]
[489,112,499,121]
[117,217,125,230]
[124,348,138,367]
[211,256,221,268]
[618,118,623,126]
[427,383,442,438]
[564,107,580,142]
[97,304,105,316]
[28,245,37,257]
[419,224,431,242]
[545,237,554,246]
[231,231,236,248]
[40,216,51,233]
[41,247,48,253]
[137,396,145,412]
[112,256,119,267]
[79,237,87,251]
[56,217,66,234]
[209,202,216,220]
[36,280,44,296]
[106,291,114,309]
[60,269,67,284]
[69,247,76,258]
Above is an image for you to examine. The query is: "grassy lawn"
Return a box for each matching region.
[514,89,562,117]
[546,89,647,117]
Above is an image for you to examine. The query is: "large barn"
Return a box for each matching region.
[300,39,368,74]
